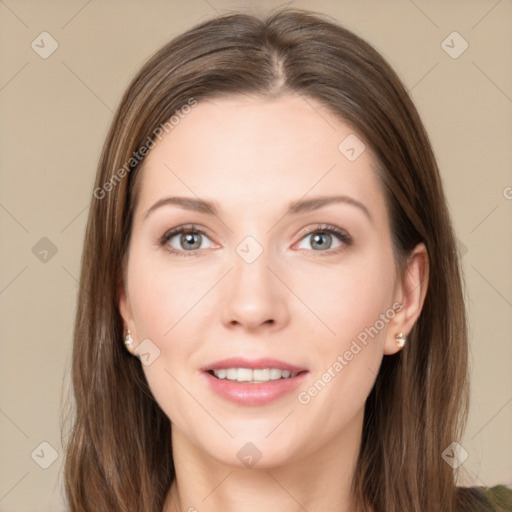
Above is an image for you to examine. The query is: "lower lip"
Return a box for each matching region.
[203,371,308,406]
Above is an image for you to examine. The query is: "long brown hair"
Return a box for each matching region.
[62,7,482,511]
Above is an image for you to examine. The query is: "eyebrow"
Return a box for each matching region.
[143,195,372,223]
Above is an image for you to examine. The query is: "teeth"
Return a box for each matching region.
[211,368,298,382]
[226,368,237,380]
[253,369,270,381]
[215,369,227,379]
[269,368,281,380]
[237,368,253,382]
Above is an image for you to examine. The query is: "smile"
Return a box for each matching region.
[203,368,308,406]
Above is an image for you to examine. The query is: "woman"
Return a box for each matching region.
[62,7,512,512]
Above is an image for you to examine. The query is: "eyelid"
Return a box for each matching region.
[295,223,351,242]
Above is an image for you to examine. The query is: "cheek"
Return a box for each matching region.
[292,253,395,342]
[127,253,207,340]
[126,258,201,426]
[294,254,395,404]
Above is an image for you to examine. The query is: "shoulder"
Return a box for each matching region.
[483,485,512,512]
[457,485,512,512]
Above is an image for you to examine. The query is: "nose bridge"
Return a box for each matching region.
[221,233,288,330]
[234,235,271,291]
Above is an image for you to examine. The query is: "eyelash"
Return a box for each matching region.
[157,223,353,257]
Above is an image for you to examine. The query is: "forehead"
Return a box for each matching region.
[134,93,387,223]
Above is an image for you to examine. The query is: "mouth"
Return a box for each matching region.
[202,357,308,381]
[201,357,309,406]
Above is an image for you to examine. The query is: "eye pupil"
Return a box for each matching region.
[182,232,201,250]
[311,232,332,250]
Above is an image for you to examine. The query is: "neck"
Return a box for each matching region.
[163,408,366,512]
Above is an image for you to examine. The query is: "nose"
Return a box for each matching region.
[221,241,290,333]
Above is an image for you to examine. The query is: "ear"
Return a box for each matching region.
[117,279,137,340]
[384,242,429,355]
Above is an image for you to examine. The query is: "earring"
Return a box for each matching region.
[395,332,407,349]
[124,329,135,355]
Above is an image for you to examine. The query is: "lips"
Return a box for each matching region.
[201,357,309,406]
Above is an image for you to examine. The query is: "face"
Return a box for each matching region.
[119,93,423,469]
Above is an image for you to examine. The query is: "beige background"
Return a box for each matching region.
[1,0,511,510]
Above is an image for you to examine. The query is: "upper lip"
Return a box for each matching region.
[202,357,308,373]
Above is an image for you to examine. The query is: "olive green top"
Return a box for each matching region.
[482,485,512,511]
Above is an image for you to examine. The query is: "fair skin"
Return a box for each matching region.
[118,93,428,512]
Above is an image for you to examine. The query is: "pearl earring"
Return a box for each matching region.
[395,332,407,349]
[124,329,135,354]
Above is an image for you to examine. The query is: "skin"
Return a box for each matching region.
[118,93,429,512]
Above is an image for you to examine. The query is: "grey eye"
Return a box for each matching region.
[296,231,343,251]
[167,230,213,252]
